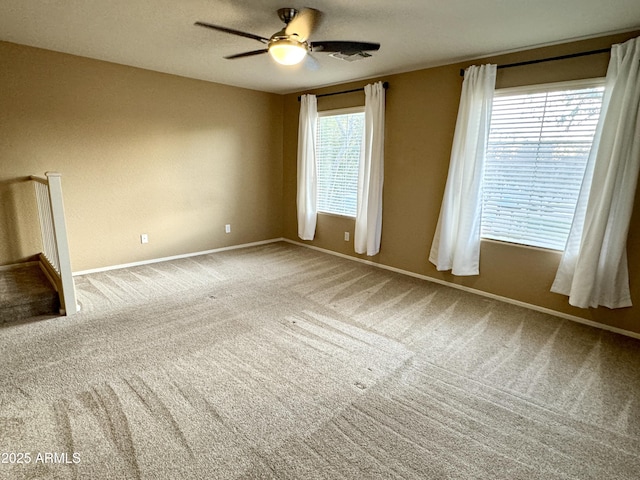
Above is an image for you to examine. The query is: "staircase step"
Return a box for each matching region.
[0,263,60,324]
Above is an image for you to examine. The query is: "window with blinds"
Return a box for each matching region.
[481,79,605,250]
[316,108,365,217]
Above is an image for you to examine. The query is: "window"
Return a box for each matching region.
[316,107,365,217]
[481,79,605,250]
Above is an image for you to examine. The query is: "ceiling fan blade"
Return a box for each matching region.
[285,8,321,42]
[311,41,380,54]
[194,21,269,44]
[224,49,269,60]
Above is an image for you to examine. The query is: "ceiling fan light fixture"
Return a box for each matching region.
[268,38,307,65]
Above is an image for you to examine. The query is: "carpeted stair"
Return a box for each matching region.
[0,262,60,324]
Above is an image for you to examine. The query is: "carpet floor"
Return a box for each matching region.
[1,242,639,479]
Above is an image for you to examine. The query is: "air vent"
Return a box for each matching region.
[329,51,372,62]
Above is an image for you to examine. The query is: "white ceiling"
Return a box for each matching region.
[1,0,639,94]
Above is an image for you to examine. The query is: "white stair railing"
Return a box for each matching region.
[31,172,78,315]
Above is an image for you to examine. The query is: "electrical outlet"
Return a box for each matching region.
[140,233,149,244]
[225,224,231,234]
[344,231,350,241]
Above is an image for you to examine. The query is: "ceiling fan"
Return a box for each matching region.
[195,7,380,66]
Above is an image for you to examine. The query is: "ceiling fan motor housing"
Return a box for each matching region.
[278,8,298,24]
[268,9,309,66]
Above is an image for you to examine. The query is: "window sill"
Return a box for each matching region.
[480,237,563,255]
[318,211,356,220]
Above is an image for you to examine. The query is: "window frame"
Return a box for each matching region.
[480,77,606,252]
[315,106,366,218]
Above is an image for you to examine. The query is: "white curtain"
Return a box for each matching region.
[297,94,318,240]
[551,36,640,309]
[355,82,386,256]
[429,64,497,275]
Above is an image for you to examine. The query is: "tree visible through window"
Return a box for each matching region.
[481,79,605,250]
[316,109,365,217]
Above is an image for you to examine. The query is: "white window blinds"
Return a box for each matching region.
[481,80,605,250]
[316,109,365,217]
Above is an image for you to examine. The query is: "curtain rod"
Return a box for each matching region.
[459,47,610,76]
[297,81,389,101]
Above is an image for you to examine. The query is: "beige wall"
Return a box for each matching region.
[283,31,640,335]
[2,32,638,335]
[0,41,283,271]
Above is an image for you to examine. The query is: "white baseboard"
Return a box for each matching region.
[283,238,640,341]
[72,238,284,276]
